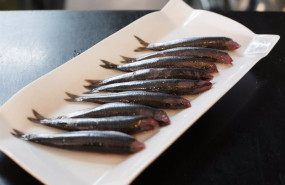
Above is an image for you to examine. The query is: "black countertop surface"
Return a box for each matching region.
[0,10,284,185]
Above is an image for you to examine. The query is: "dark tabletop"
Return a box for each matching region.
[0,10,284,185]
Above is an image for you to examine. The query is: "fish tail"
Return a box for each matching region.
[65,92,80,102]
[27,117,41,123]
[11,129,30,140]
[27,109,46,123]
[134,47,147,52]
[134,35,149,46]
[120,56,135,63]
[32,109,46,120]
[84,79,102,89]
[134,35,149,52]
[100,59,119,69]
[84,84,95,90]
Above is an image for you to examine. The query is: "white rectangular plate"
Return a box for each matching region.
[0,0,279,185]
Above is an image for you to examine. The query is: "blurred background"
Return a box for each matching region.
[0,0,284,11]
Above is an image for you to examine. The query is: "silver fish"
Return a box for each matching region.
[122,47,232,64]
[100,56,218,73]
[87,79,212,95]
[134,35,240,51]
[28,111,159,133]
[11,129,145,153]
[65,91,191,109]
[49,102,170,125]
[85,68,213,89]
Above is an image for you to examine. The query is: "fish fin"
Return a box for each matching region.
[134,35,149,52]
[11,129,30,140]
[100,59,119,69]
[65,92,79,102]
[120,56,135,63]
